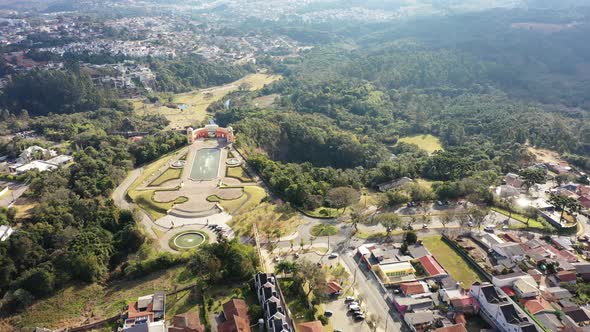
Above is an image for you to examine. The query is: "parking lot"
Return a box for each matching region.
[324,297,372,332]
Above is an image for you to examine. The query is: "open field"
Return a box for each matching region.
[252,93,279,108]
[12,197,36,219]
[229,202,304,238]
[2,267,195,331]
[421,236,483,288]
[398,134,443,155]
[150,167,182,186]
[131,73,281,129]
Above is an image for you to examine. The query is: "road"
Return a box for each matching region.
[111,168,162,241]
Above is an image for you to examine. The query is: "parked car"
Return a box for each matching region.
[274,256,280,262]
[294,252,300,258]
[467,221,473,227]
[436,201,443,206]
[328,253,339,259]
[422,224,428,229]
[353,314,365,321]
[324,310,333,317]
[348,304,360,311]
[344,296,356,302]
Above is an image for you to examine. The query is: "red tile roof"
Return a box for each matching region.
[434,323,468,332]
[501,287,516,297]
[400,282,428,295]
[218,299,251,332]
[170,312,205,332]
[521,298,554,314]
[418,255,447,277]
[557,270,577,282]
[324,281,342,294]
[297,321,323,332]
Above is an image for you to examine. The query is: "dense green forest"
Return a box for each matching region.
[214,7,590,209]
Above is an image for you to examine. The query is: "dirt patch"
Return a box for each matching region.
[13,197,36,220]
[528,147,562,164]
[252,93,279,108]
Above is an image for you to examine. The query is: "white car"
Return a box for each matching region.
[328,253,339,259]
[348,304,360,310]
[345,296,356,302]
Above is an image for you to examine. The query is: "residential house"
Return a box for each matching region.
[123,292,166,330]
[400,281,430,296]
[521,298,554,315]
[573,263,590,281]
[124,321,166,332]
[527,269,543,283]
[407,244,431,259]
[217,298,251,332]
[563,307,590,326]
[535,312,564,331]
[434,324,468,332]
[550,236,574,251]
[512,279,539,299]
[557,270,577,284]
[392,296,434,315]
[542,287,573,302]
[296,321,323,332]
[417,255,448,279]
[168,312,205,332]
[479,233,505,250]
[470,282,538,332]
[404,311,435,332]
[492,272,536,288]
[493,242,526,261]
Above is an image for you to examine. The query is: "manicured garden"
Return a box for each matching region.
[150,167,182,186]
[310,224,339,236]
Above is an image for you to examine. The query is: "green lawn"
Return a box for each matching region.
[398,134,443,155]
[421,236,483,288]
[129,190,188,220]
[226,166,255,182]
[491,207,554,231]
[302,207,342,218]
[219,186,267,215]
[150,168,182,186]
[311,224,339,236]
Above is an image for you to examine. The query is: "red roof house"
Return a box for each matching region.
[218,298,251,332]
[557,270,577,283]
[418,255,447,277]
[434,324,468,332]
[324,281,342,295]
[400,281,429,296]
[521,298,554,314]
[169,312,205,332]
[297,321,323,332]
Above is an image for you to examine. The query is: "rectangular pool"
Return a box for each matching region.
[190,148,221,180]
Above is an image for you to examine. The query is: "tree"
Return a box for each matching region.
[549,193,580,222]
[350,207,368,232]
[440,212,455,233]
[457,213,471,232]
[294,260,327,298]
[520,168,545,192]
[375,213,402,240]
[468,206,489,232]
[325,187,360,212]
[405,231,418,245]
[275,261,296,277]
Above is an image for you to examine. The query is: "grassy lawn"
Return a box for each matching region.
[311,224,339,236]
[279,279,315,323]
[421,236,483,288]
[219,186,266,215]
[129,190,188,220]
[491,207,554,231]
[229,202,304,238]
[226,166,255,182]
[303,207,342,218]
[4,267,196,331]
[149,167,182,186]
[398,134,443,155]
[202,283,261,330]
[131,74,281,129]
